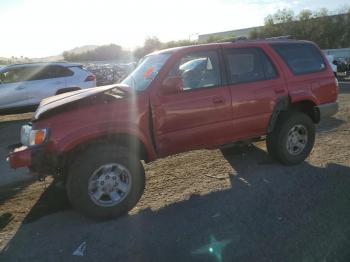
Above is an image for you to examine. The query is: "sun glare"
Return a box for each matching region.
[0,0,347,58]
[0,0,277,57]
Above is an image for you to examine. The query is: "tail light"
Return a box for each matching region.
[85,74,96,82]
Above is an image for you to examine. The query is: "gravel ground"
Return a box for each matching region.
[0,88,349,262]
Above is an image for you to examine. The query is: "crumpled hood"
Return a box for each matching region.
[33,84,128,120]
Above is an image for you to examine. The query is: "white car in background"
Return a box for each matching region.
[0,62,96,114]
[326,55,338,76]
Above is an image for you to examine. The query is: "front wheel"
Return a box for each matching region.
[266,112,315,165]
[66,145,145,220]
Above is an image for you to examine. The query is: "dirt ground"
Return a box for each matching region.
[0,87,349,261]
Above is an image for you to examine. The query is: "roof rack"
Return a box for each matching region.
[214,36,248,43]
[265,35,292,40]
[232,36,248,41]
[213,35,293,44]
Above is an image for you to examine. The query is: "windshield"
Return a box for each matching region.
[122,53,171,91]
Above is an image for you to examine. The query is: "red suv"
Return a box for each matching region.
[8,40,338,219]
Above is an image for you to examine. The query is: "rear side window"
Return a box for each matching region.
[271,43,326,75]
[0,67,27,83]
[34,65,73,80]
[224,48,265,84]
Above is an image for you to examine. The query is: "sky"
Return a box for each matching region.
[0,0,348,58]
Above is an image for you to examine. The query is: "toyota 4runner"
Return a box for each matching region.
[8,40,338,219]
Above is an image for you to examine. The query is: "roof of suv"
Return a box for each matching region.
[153,39,311,55]
[2,61,82,70]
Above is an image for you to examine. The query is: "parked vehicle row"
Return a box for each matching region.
[0,62,96,114]
[9,39,338,219]
[325,54,350,79]
[83,63,135,86]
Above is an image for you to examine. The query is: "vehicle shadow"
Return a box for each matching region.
[339,82,350,94]
[0,213,14,231]
[317,117,345,133]
[0,119,29,149]
[0,179,34,206]
[2,147,350,262]
[0,117,33,190]
[22,182,70,224]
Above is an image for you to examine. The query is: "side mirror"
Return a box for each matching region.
[161,76,183,95]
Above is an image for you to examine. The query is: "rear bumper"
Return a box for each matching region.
[317,102,338,119]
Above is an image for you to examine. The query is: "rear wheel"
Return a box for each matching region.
[266,111,315,165]
[66,144,145,220]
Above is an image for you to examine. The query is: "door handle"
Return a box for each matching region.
[213,96,224,104]
[15,86,26,90]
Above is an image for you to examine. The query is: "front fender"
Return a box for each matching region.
[51,123,156,161]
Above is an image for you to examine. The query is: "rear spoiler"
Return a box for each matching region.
[68,65,83,69]
[66,63,83,69]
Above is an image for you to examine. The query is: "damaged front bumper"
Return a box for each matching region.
[7,145,54,175]
[8,146,33,169]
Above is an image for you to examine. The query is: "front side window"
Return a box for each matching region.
[224,48,265,84]
[0,67,35,83]
[0,68,19,83]
[122,53,171,91]
[271,43,326,75]
[168,50,221,90]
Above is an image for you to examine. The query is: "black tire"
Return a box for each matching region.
[66,144,145,220]
[266,111,315,165]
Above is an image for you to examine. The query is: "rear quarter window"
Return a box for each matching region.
[271,43,326,75]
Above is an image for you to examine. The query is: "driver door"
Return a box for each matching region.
[152,49,234,157]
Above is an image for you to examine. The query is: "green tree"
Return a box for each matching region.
[133,33,240,60]
[199,34,236,44]
[133,37,162,59]
[162,39,195,49]
[63,44,127,62]
[250,7,350,49]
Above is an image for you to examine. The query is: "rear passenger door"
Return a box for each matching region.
[223,46,287,139]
